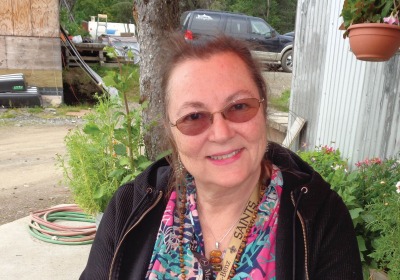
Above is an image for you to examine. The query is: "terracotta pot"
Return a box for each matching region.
[348,23,400,61]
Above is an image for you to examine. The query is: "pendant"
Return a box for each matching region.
[209,242,223,272]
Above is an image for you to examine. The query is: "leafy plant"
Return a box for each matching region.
[58,47,152,215]
[298,147,400,277]
[60,7,90,37]
[59,96,152,214]
[340,0,400,37]
[367,190,400,278]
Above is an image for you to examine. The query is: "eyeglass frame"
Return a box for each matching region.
[169,97,265,136]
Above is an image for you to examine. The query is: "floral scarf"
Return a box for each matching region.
[146,165,283,279]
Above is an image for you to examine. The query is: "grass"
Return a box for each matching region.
[269,89,290,112]
[0,110,17,119]
[56,104,92,115]
[26,107,44,114]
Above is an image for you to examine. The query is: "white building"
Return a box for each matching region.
[86,15,136,41]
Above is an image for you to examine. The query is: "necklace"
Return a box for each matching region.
[178,183,266,280]
[201,206,244,272]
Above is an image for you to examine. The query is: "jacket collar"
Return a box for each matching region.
[267,142,332,220]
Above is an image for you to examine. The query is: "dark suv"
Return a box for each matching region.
[180,10,294,72]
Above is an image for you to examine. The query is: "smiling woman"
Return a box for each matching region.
[80,33,363,280]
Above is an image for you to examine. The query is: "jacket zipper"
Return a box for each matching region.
[108,190,164,280]
[291,190,310,280]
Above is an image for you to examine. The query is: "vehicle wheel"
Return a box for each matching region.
[281,50,293,73]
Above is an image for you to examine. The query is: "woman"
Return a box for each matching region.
[80,34,363,279]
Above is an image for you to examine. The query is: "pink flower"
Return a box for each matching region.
[322,145,335,154]
[384,11,399,25]
[370,157,382,165]
[396,181,400,194]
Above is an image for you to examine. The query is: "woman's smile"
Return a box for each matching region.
[207,148,243,163]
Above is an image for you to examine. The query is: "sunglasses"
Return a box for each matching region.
[170,98,265,136]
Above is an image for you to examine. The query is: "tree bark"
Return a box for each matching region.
[135,0,180,160]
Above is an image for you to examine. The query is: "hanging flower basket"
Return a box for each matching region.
[347,23,400,61]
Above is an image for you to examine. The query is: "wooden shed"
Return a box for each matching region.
[0,0,62,106]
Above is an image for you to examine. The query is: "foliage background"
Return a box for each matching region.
[299,146,400,278]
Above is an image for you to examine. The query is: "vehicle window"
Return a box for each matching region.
[180,12,190,27]
[226,16,247,34]
[250,19,271,37]
[191,13,221,31]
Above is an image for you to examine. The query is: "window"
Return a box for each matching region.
[226,17,247,34]
[250,19,271,37]
[191,13,221,31]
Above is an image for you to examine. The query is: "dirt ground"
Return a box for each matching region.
[0,125,75,225]
[0,71,291,226]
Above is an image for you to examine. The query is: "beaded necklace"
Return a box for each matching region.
[178,183,266,279]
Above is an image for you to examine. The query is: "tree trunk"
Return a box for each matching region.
[135,0,180,161]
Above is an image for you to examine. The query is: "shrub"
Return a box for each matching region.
[59,96,152,214]
[59,50,152,215]
[298,147,400,277]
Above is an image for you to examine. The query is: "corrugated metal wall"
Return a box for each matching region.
[291,0,400,167]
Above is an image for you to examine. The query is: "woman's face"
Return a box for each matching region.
[167,52,267,189]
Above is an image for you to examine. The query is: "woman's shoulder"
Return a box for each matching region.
[114,157,172,199]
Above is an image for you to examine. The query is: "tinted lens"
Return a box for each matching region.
[173,98,263,136]
[223,98,261,123]
[176,112,212,136]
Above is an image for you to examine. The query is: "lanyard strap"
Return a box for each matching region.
[215,185,259,280]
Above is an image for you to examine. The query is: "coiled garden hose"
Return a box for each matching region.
[28,204,96,245]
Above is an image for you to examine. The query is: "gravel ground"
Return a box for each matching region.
[0,108,86,127]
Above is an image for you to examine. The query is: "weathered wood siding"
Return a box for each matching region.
[0,0,62,105]
[31,0,59,37]
[0,0,13,35]
[291,0,400,167]
[0,36,61,70]
[0,0,58,37]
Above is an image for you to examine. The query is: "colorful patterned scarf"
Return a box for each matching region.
[146,165,283,279]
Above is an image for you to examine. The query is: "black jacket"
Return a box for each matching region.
[80,143,363,280]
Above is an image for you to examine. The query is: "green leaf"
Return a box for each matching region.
[356,236,367,252]
[114,143,126,156]
[83,124,101,135]
[118,157,130,166]
[121,174,134,185]
[138,160,152,170]
[93,186,105,199]
[349,208,363,220]
[108,169,125,179]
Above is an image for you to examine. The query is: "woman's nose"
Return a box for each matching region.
[208,113,234,142]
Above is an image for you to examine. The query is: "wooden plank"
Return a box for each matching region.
[31,0,59,37]
[0,0,13,35]
[69,56,102,62]
[282,117,306,148]
[0,36,7,68]
[12,0,33,36]
[6,37,61,70]
[0,69,62,88]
